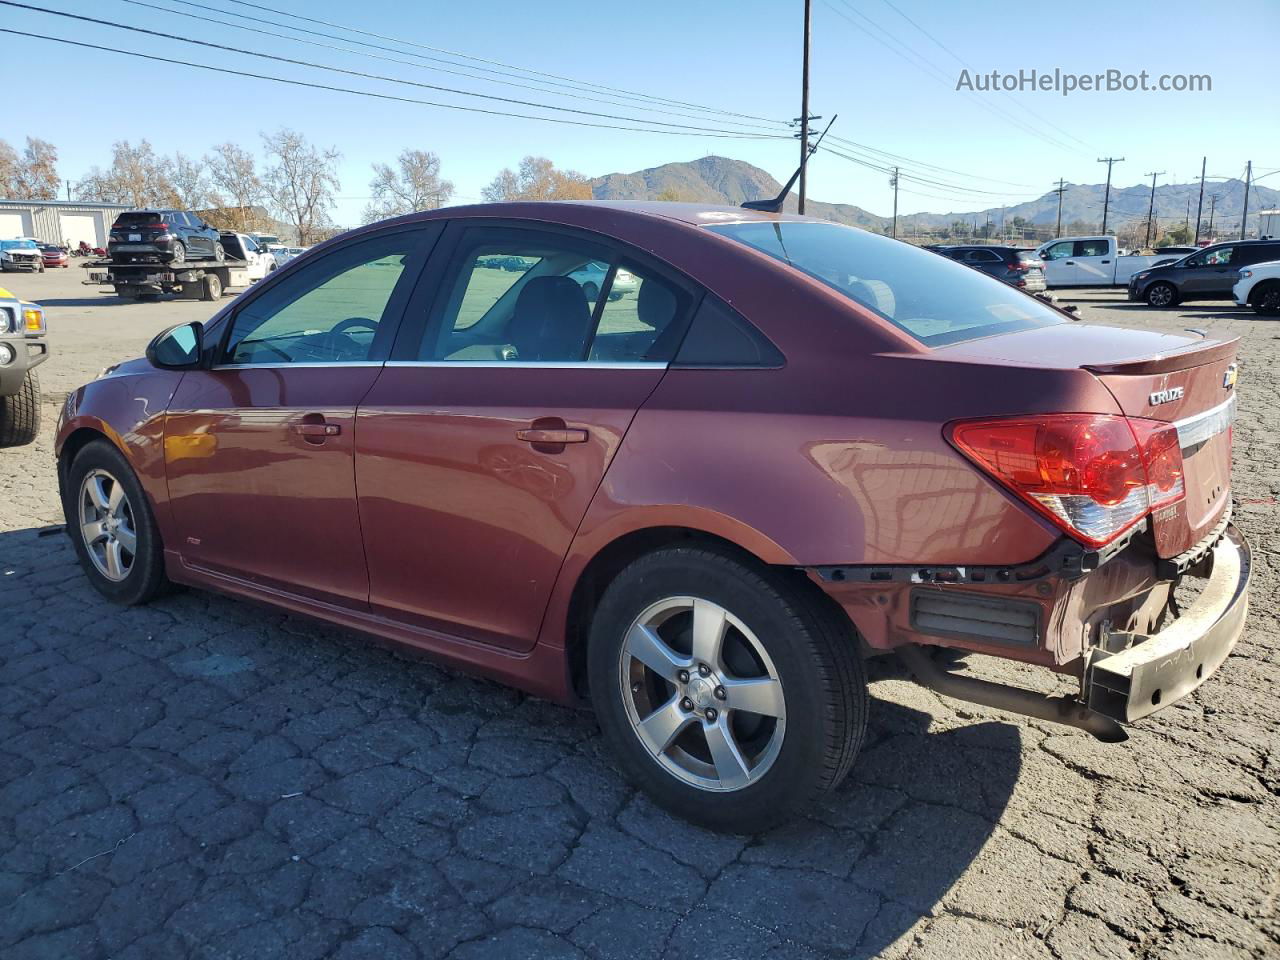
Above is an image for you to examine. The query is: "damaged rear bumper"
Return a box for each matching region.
[1085,523,1251,723]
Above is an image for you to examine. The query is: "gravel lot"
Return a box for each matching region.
[1,268,1277,959]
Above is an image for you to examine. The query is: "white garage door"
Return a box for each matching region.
[59,213,102,248]
[0,212,27,238]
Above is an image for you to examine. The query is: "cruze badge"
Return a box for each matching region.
[1223,364,1238,389]
[1149,386,1184,405]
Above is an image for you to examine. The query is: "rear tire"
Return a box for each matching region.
[1251,281,1280,316]
[170,242,186,265]
[1146,282,1177,308]
[587,545,867,833]
[0,369,41,448]
[63,440,168,605]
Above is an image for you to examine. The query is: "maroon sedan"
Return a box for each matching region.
[40,244,69,268]
[56,202,1249,831]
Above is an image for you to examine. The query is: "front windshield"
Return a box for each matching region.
[707,221,1065,347]
[1,240,38,251]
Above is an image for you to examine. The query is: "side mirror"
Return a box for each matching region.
[146,322,204,370]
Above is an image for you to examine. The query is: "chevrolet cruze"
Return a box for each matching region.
[58,202,1249,831]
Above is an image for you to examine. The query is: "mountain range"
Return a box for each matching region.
[590,156,1280,236]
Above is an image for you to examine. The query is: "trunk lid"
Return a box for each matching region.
[939,324,1239,557]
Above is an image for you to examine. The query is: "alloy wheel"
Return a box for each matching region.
[1148,284,1173,307]
[619,596,786,792]
[78,469,137,582]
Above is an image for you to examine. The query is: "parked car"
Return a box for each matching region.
[1036,236,1178,287]
[56,203,1249,832]
[266,244,307,267]
[1233,258,1280,315]
[567,260,640,300]
[0,238,44,272]
[1128,239,1280,307]
[219,231,277,282]
[0,284,48,447]
[937,245,1045,292]
[108,210,224,264]
[39,244,70,269]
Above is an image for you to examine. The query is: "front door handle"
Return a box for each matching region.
[1100,259,1111,264]
[517,427,588,444]
[293,422,340,438]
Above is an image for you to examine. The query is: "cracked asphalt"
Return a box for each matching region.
[1,271,1277,959]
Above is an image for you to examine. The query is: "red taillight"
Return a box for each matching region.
[1009,260,1030,272]
[947,414,1186,547]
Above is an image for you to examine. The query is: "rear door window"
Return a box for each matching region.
[1075,239,1109,258]
[419,227,691,363]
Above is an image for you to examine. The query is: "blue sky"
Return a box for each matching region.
[6,0,1278,225]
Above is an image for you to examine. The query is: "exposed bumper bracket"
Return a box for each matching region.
[896,643,1127,743]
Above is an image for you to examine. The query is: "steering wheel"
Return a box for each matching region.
[329,316,378,337]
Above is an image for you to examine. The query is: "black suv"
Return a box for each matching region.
[1128,238,1280,307]
[936,244,1046,292]
[108,210,224,264]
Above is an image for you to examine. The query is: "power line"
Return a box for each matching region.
[211,0,784,124]
[3,4,791,139]
[874,0,1092,151]
[112,0,791,131]
[821,0,1083,154]
[0,27,787,139]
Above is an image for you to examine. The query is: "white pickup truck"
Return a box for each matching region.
[1035,236,1187,288]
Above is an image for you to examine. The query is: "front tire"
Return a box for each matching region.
[213,242,226,263]
[0,369,40,448]
[1146,281,1177,308]
[1251,281,1280,316]
[587,546,867,833]
[64,440,168,605]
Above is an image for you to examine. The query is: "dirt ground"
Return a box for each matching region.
[1,266,1276,959]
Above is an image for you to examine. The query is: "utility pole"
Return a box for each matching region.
[889,167,899,239]
[1051,179,1067,239]
[798,0,811,215]
[1207,193,1219,239]
[983,212,992,239]
[1193,156,1206,243]
[1097,157,1124,235]
[1143,171,1164,249]
[1240,160,1252,240]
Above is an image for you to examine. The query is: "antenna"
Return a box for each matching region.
[742,115,839,213]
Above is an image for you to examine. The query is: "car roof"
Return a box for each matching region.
[404,200,822,229]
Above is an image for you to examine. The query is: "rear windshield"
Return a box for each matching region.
[1016,249,1041,262]
[707,221,1065,347]
[113,212,163,227]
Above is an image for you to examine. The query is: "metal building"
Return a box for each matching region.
[0,199,131,248]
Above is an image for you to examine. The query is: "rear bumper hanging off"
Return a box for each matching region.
[1085,523,1250,722]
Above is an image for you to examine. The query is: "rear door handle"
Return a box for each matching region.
[517,428,588,444]
[1065,260,1076,265]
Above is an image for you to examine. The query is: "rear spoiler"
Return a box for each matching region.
[1082,336,1239,376]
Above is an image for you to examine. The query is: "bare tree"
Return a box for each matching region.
[363,149,453,224]
[481,156,592,202]
[0,140,18,198]
[8,138,61,200]
[261,128,341,244]
[75,140,175,207]
[206,142,264,231]
[167,152,215,212]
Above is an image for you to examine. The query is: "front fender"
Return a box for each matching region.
[57,366,185,546]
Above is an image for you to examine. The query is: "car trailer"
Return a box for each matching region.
[84,258,251,301]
